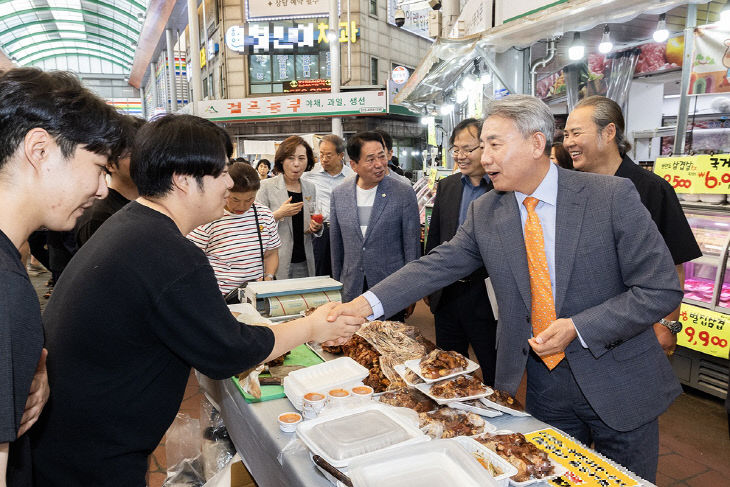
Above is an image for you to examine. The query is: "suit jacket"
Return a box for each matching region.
[425,173,490,311]
[370,167,683,431]
[256,175,316,279]
[330,175,421,303]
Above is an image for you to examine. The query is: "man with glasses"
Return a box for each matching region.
[424,118,498,385]
[330,131,420,321]
[302,135,354,276]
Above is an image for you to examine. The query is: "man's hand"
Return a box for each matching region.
[326,296,373,324]
[528,318,577,357]
[273,197,303,220]
[653,322,677,355]
[308,302,364,344]
[403,303,416,319]
[18,348,49,438]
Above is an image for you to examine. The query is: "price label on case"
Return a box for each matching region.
[677,303,730,358]
[654,154,730,194]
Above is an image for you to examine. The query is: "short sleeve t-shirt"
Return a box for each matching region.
[0,229,43,486]
[356,185,378,237]
[74,187,130,248]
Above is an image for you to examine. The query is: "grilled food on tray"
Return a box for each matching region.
[378,388,438,413]
[418,407,487,438]
[429,375,487,399]
[404,368,424,385]
[419,349,469,379]
[489,390,525,411]
[475,433,554,482]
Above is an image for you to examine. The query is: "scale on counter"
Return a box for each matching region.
[240,276,343,322]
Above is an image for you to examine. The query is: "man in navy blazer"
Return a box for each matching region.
[329,131,421,321]
[328,96,683,482]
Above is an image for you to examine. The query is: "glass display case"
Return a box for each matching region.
[683,210,730,312]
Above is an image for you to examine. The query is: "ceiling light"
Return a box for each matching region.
[439,103,454,115]
[653,13,669,43]
[568,32,585,61]
[455,88,468,103]
[598,25,613,54]
[420,116,434,125]
[461,74,477,91]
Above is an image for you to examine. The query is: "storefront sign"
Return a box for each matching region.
[654,154,730,194]
[283,79,330,92]
[197,90,387,121]
[689,25,730,95]
[387,0,431,40]
[245,0,333,21]
[391,66,409,85]
[678,303,730,359]
[526,428,639,487]
[226,21,359,53]
[200,46,206,68]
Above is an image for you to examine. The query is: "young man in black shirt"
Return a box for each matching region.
[0,67,124,486]
[564,96,702,353]
[31,114,362,486]
[74,115,146,248]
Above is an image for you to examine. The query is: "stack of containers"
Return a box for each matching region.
[283,357,369,410]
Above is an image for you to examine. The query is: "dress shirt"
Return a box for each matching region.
[302,163,354,222]
[459,174,492,225]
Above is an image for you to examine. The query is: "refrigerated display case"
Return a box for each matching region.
[672,203,730,399]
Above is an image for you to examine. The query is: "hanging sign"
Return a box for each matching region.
[688,25,730,95]
[654,154,730,194]
[678,303,730,359]
[391,66,409,85]
[246,0,334,21]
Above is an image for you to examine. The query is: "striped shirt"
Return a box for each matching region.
[187,203,281,294]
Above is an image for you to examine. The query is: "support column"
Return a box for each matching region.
[329,0,342,137]
[150,61,159,113]
[166,28,178,111]
[187,0,202,114]
[673,4,697,154]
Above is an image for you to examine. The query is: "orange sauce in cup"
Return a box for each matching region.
[352,386,373,395]
[279,413,301,423]
[304,392,325,401]
[328,389,349,397]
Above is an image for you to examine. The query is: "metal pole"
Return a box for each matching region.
[329,0,342,137]
[187,0,202,114]
[166,28,178,111]
[150,61,159,114]
[673,4,697,155]
[140,86,148,120]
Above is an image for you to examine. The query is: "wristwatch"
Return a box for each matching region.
[264,273,276,280]
[659,318,683,335]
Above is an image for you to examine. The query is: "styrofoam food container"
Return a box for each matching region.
[296,404,428,468]
[404,356,480,384]
[414,375,493,405]
[284,357,369,410]
[348,439,499,487]
[452,436,518,487]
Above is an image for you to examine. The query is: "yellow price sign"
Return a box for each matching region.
[678,303,730,359]
[427,166,438,191]
[654,154,730,194]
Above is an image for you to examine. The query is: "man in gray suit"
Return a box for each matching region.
[328,96,683,481]
[330,131,421,322]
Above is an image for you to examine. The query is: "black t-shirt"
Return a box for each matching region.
[0,230,43,486]
[288,190,306,263]
[614,155,702,265]
[31,202,275,486]
[74,187,130,248]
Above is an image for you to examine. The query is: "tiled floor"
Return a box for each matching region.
[29,270,729,487]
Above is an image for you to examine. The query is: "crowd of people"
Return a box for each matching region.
[1,64,726,487]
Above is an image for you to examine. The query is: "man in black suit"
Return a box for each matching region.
[424,118,497,385]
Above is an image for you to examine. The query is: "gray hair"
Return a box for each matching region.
[319,134,346,154]
[484,95,554,155]
[575,96,631,156]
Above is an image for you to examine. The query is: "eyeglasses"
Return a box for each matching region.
[449,145,481,156]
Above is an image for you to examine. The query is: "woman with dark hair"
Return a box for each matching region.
[256,159,271,179]
[550,140,573,169]
[256,136,321,279]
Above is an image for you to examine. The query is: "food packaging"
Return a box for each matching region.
[350,385,374,403]
[303,392,327,419]
[327,388,351,408]
[277,412,302,432]
[452,436,518,487]
[404,356,480,384]
[284,357,369,410]
[348,439,499,487]
[296,404,428,468]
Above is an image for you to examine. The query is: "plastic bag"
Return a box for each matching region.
[200,398,235,481]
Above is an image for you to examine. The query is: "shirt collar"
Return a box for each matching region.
[514,162,559,208]
[315,162,351,178]
[613,154,635,178]
[460,173,491,188]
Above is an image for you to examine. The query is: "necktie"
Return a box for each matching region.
[523,196,564,369]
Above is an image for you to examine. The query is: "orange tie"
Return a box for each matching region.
[523,196,564,370]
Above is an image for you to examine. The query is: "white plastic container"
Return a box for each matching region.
[348,439,499,487]
[284,357,369,410]
[452,436,518,487]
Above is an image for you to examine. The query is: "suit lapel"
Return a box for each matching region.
[363,178,388,243]
[495,193,532,311]
[554,169,587,315]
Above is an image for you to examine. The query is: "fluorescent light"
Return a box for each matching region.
[439,103,454,115]
[461,74,477,91]
[653,14,669,43]
[598,25,613,54]
[568,32,585,61]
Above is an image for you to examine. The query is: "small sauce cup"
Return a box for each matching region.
[278,412,302,432]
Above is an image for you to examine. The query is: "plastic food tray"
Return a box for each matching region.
[296,404,428,468]
[414,375,493,405]
[404,356,480,384]
[283,357,369,410]
[447,398,504,418]
[479,397,531,417]
[393,363,424,386]
[348,439,499,487]
[452,436,518,487]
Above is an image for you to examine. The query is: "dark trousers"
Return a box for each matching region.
[526,353,659,482]
[313,223,332,277]
[433,280,497,386]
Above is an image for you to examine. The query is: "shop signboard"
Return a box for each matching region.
[387,0,431,40]
[226,21,359,54]
[245,0,334,21]
[449,0,492,37]
[283,79,330,92]
[689,25,730,95]
[654,154,730,194]
[196,90,387,121]
[678,303,730,359]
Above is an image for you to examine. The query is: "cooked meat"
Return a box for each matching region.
[418,407,486,439]
[489,390,525,411]
[379,388,438,413]
[419,349,469,379]
[429,375,487,399]
[475,433,554,482]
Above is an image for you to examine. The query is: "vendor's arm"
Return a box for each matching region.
[570,179,683,358]
[263,249,278,280]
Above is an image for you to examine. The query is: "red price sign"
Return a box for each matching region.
[663,174,693,189]
[678,303,730,359]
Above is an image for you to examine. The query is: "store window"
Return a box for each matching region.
[369,0,377,16]
[371,57,379,86]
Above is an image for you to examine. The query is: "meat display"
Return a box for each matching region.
[489,390,525,412]
[429,375,487,399]
[418,407,487,439]
[419,349,469,379]
[475,433,554,482]
[378,388,438,413]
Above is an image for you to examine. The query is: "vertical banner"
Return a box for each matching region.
[689,25,730,95]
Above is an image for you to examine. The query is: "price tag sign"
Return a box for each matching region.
[678,303,730,359]
[654,154,730,194]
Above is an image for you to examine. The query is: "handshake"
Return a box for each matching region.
[305,296,376,346]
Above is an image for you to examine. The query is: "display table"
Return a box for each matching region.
[198,375,655,487]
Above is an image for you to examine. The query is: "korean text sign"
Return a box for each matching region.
[654,154,730,194]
